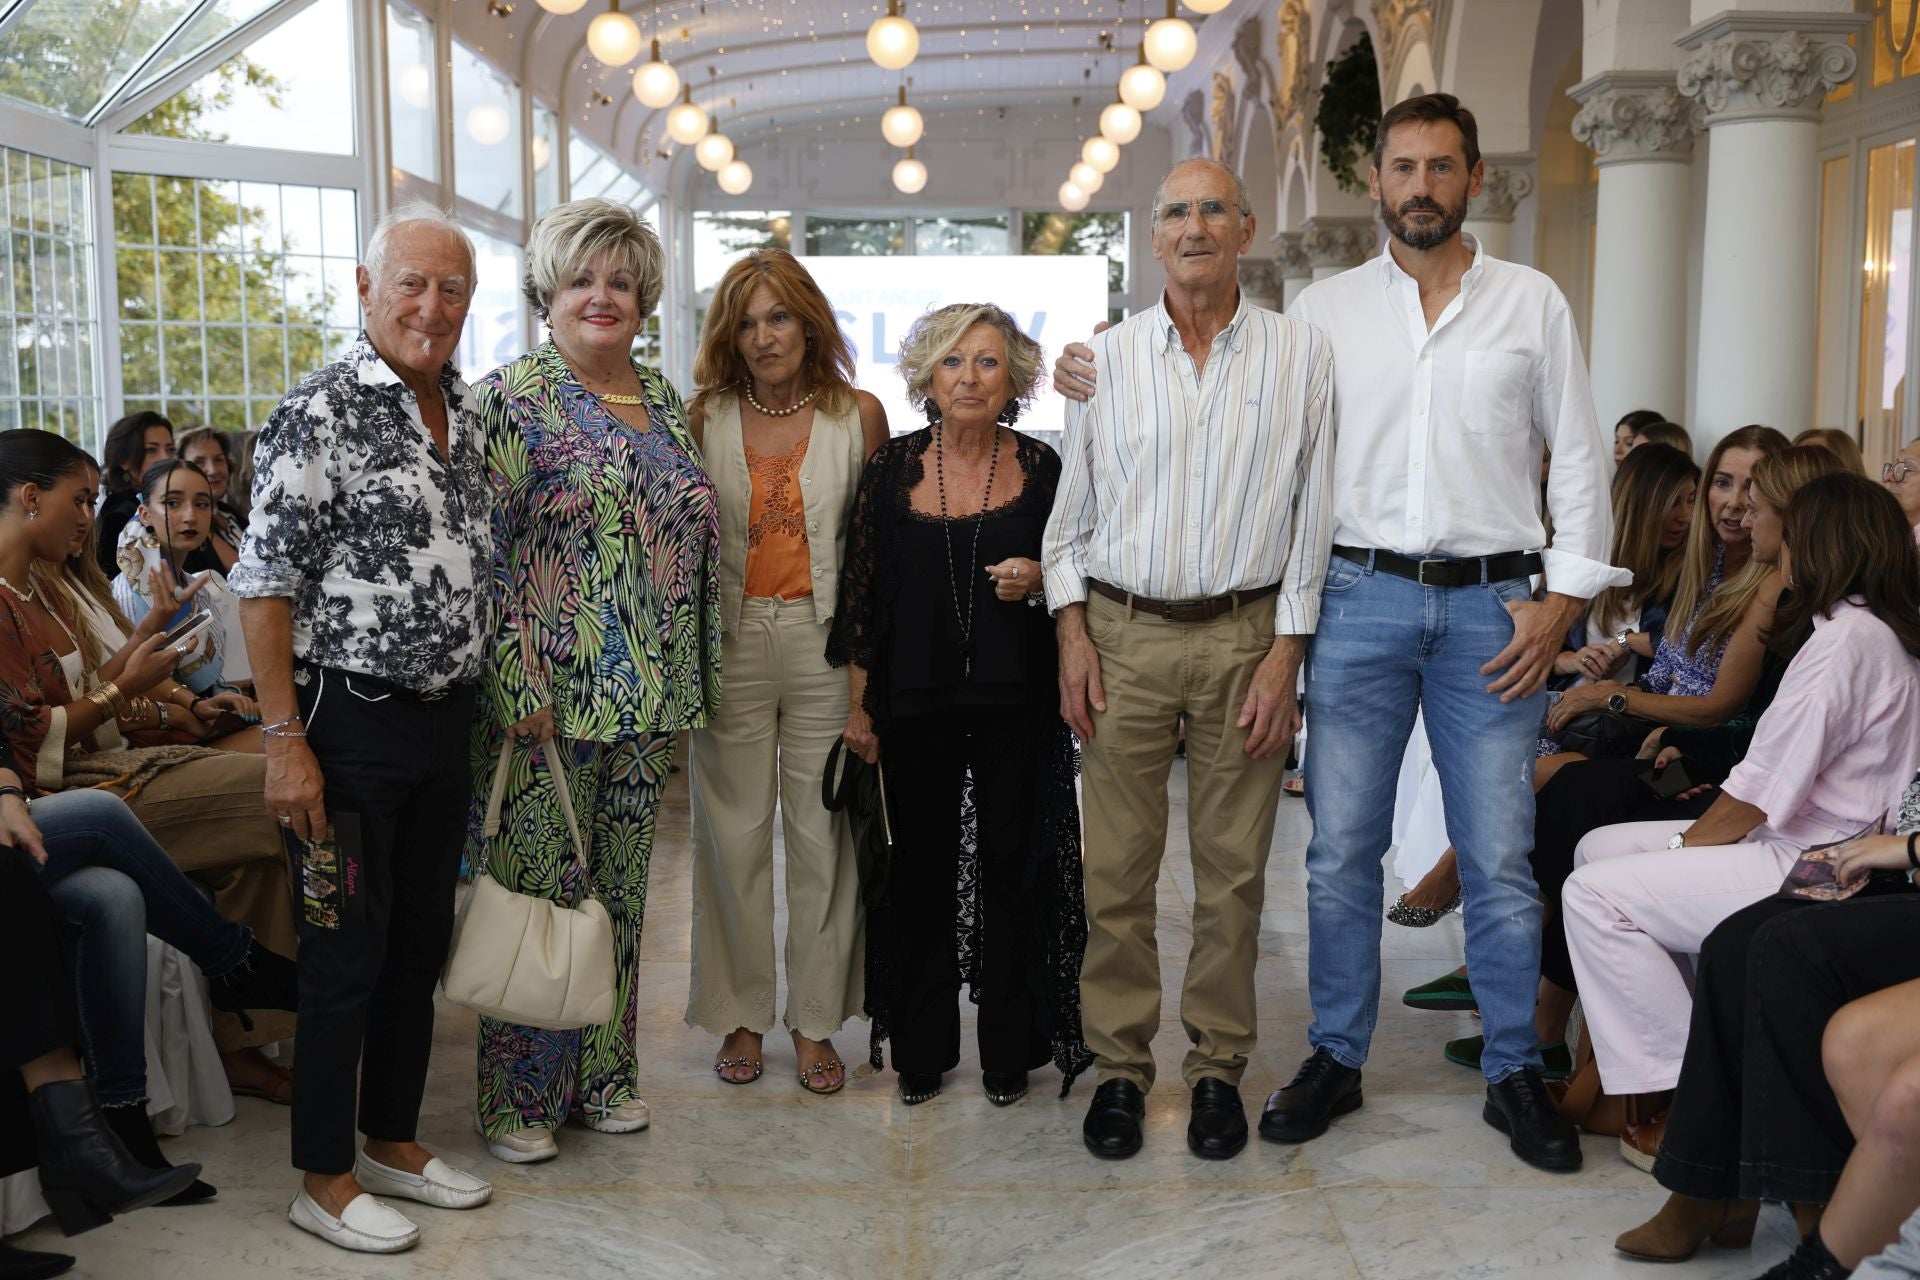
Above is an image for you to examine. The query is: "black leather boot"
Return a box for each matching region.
[26,1079,202,1235]
[1757,1231,1853,1280]
[102,1104,216,1205]
[207,938,298,1033]
[0,1241,73,1280]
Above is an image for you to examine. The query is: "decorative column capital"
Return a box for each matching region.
[1569,72,1701,166]
[1239,258,1281,300]
[1675,13,1865,125]
[1274,231,1313,280]
[1301,217,1376,272]
[1468,154,1535,223]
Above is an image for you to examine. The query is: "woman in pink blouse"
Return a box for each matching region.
[1561,472,1920,1155]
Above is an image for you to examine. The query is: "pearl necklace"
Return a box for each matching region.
[0,575,35,605]
[742,380,820,418]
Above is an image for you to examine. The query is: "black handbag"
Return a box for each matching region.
[822,739,894,913]
[1558,708,1662,760]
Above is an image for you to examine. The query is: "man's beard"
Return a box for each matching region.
[1382,193,1467,251]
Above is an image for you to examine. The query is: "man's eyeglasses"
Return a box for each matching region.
[1157,198,1244,226]
[1884,461,1917,484]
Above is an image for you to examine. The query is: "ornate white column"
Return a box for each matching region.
[1276,231,1313,311]
[1571,73,1698,433]
[1463,154,1535,263]
[1240,259,1281,310]
[1301,217,1376,282]
[1677,14,1861,438]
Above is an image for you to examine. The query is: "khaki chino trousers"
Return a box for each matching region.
[1078,589,1288,1091]
[686,597,864,1040]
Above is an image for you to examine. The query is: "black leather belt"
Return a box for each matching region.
[1087,579,1280,623]
[1331,546,1542,589]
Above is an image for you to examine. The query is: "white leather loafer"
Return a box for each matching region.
[581,1098,650,1134]
[288,1188,419,1253]
[352,1154,493,1209]
[475,1113,559,1164]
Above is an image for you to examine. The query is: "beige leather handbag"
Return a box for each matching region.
[442,742,615,1031]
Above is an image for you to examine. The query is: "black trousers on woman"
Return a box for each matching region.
[1656,886,1920,1205]
[1530,757,1716,991]
[0,849,83,1178]
[884,706,1053,1076]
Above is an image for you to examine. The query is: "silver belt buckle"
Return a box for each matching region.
[1417,558,1446,586]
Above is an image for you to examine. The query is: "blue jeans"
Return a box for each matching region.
[1303,553,1546,1083]
[34,789,254,1106]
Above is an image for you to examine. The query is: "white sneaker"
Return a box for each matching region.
[581,1097,650,1133]
[352,1153,493,1209]
[476,1112,559,1164]
[288,1188,419,1253]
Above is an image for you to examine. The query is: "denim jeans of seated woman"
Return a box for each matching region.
[32,788,254,1108]
[1303,553,1548,1083]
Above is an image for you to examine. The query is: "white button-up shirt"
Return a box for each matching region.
[1287,235,1627,602]
[1042,290,1335,633]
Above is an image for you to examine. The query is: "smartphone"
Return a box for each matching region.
[159,610,214,651]
[1639,759,1696,800]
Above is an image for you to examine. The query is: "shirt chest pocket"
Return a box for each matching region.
[1463,350,1533,437]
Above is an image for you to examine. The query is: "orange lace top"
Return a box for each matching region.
[742,434,813,599]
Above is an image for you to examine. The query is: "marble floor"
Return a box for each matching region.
[17,758,1799,1279]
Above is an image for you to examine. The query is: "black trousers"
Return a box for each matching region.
[0,848,82,1178]
[1657,887,1920,1204]
[1530,757,1715,992]
[289,667,476,1175]
[884,707,1052,1076]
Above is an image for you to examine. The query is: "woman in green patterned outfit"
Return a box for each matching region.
[466,199,721,1165]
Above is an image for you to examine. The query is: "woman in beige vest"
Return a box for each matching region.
[685,250,888,1092]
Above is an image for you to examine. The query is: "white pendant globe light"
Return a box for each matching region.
[1069,161,1105,194]
[666,86,709,145]
[532,135,552,170]
[535,0,587,13]
[892,149,928,194]
[1059,180,1090,212]
[695,119,735,171]
[881,85,924,148]
[632,39,680,108]
[397,63,432,110]
[1100,100,1142,145]
[466,104,510,146]
[1119,49,1167,111]
[718,158,753,194]
[1184,0,1231,12]
[1144,0,1197,72]
[587,0,643,67]
[866,0,919,71]
[1082,135,1121,174]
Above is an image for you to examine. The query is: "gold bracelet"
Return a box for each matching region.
[95,681,129,719]
[86,689,114,720]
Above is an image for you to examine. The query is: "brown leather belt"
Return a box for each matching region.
[1087,579,1280,623]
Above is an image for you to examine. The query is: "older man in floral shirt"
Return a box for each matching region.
[232,203,495,1256]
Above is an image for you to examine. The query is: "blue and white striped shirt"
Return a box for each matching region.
[1042,290,1335,633]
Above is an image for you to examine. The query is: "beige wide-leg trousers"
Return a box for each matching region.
[686,596,865,1040]
[1078,590,1288,1092]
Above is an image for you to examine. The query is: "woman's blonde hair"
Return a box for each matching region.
[1592,443,1699,635]
[1671,424,1791,655]
[896,304,1043,423]
[1791,427,1866,476]
[690,249,857,419]
[522,198,664,324]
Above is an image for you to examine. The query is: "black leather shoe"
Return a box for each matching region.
[1484,1068,1583,1172]
[208,938,299,1028]
[27,1079,201,1236]
[1187,1078,1247,1159]
[1260,1048,1362,1143]
[102,1104,216,1205]
[0,1241,74,1280]
[1756,1231,1851,1280]
[1082,1079,1146,1160]
[982,1071,1029,1106]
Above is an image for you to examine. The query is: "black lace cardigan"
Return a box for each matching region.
[825,428,1093,1094]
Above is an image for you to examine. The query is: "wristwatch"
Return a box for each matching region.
[1668,831,1687,850]
[1607,692,1629,713]
[1614,627,1633,651]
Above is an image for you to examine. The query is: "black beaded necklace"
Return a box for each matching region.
[934,424,1000,680]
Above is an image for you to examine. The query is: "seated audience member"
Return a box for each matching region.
[1616,409,1668,465]
[171,429,244,570]
[0,847,201,1260]
[1796,427,1869,476]
[1820,978,1920,1280]
[1562,472,1920,1174]
[93,414,173,577]
[1884,438,1920,539]
[0,430,296,1105]
[1634,421,1695,456]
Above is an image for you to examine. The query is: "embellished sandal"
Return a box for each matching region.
[798,1059,846,1096]
[1385,891,1462,928]
[713,1056,763,1085]
[897,1072,942,1105]
[982,1071,1028,1106]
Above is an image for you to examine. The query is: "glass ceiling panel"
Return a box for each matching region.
[120,0,279,102]
[0,0,208,120]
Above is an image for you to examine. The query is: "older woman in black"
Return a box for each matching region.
[828,303,1091,1108]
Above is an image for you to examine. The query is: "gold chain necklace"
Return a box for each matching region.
[742,380,820,418]
[594,390,647,405]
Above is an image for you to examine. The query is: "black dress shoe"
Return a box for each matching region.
[1187,1078,1247,1159]
[1756,1231,1850,1280]
[1260,1048,1362,1143]
[1484,1068,1583,1172]
[0,1241,74,1280]
[1082,1079,1146,1160]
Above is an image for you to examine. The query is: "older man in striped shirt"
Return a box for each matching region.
[1043,156,1334,1163]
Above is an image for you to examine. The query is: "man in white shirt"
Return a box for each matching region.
[1043,157,1334,1163]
